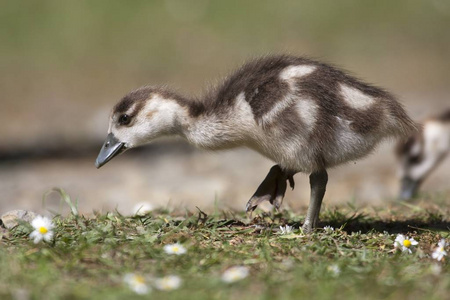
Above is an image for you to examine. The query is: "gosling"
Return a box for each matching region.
[95,55,416,232]
[396,109,450,200]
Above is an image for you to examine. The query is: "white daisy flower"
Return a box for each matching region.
[154,275,182,291]
[323,226,334,233]
[123,273,150,295]
[394,234,418,254]
[163,243,187,255]
[327,264,341,276]
[431,239,447,261]
[133,202,154,216]
[430,263,442,275]
[29,216,55,244]
[221,266,249,283]
[279,225,293,235]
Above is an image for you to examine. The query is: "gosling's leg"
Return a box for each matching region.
[245,165,295,213]
[246,165,282,213]
[302,169,328,233]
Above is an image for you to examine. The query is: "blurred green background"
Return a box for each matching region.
[0,0,449,213]
[1,0,449,148]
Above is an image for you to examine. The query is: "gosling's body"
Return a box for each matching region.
[96,55,416,232]
[396,109,450,200]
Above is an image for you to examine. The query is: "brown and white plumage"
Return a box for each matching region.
[96,55,417,232]
[396,109,450,200]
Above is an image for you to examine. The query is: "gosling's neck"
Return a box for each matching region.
[178,96,255,151]
[152,89,252,150]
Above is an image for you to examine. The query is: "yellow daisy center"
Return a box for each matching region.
[134,276,145,284]
[173,246,179,252]
[39,227,48,234]
[403,240,412,248]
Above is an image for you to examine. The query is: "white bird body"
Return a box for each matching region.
[96,55,416,231]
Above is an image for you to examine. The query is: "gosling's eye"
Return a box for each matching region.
[118,114,131,125]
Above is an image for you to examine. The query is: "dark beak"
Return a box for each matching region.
[95,133,127,168]
[399,177,420,200]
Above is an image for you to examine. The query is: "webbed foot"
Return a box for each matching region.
[246,165,295,213]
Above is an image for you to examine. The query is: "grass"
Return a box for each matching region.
[0,196,449,300]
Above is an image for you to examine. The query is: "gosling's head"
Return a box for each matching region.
[396,118,448,200]
[95,86,187,168]
[396,132,424,200]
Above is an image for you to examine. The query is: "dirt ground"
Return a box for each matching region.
[1,137,449,217]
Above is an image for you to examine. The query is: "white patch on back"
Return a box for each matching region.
[340,84,375,110]
[235,92,254,121]
[260,94,296,125]
[260,65,316,125]
[279,65,316,82]
[295,98,319,130]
